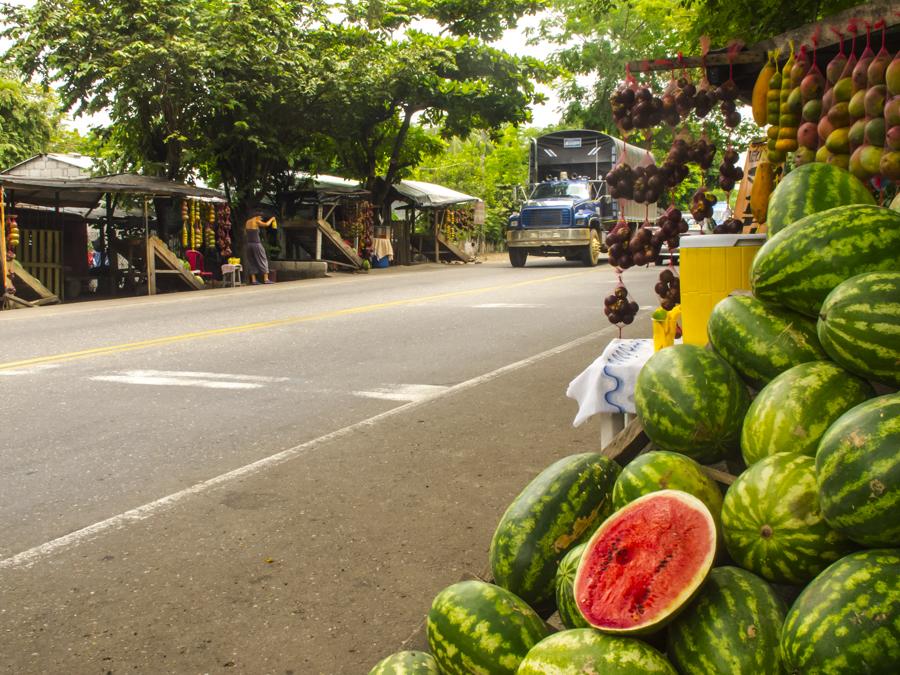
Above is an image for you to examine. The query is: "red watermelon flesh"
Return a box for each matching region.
[574,490,716,634]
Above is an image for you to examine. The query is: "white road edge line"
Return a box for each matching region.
[1,323,619,571]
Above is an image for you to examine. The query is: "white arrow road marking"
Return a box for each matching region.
[473,303,542,308]
[91,369,289,390]
[353,384,449,402]
[0,364,60,376]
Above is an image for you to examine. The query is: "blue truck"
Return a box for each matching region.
[506,129,651,267]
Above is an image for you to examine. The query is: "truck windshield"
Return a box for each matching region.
[531,181,591,200]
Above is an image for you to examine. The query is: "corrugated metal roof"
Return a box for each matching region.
[0,173,226,208]
[393,180,481,208]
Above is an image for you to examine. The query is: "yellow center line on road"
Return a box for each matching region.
[0,270,592,371]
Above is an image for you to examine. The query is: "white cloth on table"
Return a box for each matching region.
[372,237,394,260]
[566,338,655,427]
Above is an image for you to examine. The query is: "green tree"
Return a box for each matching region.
[679,0,863,45]
[0,74,83,169]
[412,125,536,243]
[317,2,552,222]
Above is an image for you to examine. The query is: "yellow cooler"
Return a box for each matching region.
[679,234,767,345]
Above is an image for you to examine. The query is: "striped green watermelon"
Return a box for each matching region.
[518,629,677,674]
[635,344,750,463]
[781,549,900,673]
[426,580,549,674]
[667,566,787,675]
[741,361,874,466]
[722,453,857,584]
[575,490,717,635]
[766,163,875,237]
[368,651,438,675]
[612,450,723,536]
[489,453,619,610]
[707,295,827,389]
[554,543,589,629]
[751,204,900,317]
[816,393,900,548]
[817,271,900,387]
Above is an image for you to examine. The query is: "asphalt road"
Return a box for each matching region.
[0,256,660,673]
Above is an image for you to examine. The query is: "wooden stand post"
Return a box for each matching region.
[0,187,8,297]
[144,198,156,295]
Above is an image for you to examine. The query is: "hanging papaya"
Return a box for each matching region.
[750,161,775,224]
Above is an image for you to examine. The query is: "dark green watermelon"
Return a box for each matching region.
[781,549,900,673]
[667,566,786,674]
[751,204,900,317]
[426,580,549,675]
[612,450,723,538]
[816,393,900,548]
[722,453,857,585]
[489,453,619,610]
[635,344,751,463]
[707,294,827,389]
[554,542,589,629]
[518,629,677,674]
[817,271,900,387]
[368,651,438,674]
[741,361,874,466]
[766,163,875,236]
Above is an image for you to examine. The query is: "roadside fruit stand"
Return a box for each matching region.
[366,6,899,674]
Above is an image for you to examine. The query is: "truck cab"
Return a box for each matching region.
[506,130,652,267]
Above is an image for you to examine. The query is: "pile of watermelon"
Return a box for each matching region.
[368,166,898,674]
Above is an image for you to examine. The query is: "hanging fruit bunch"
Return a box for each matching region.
[690,186,718,223]
[181,199,190,249]
[821,28,854,169]
[718,147,743,192]
[192,200,203,250]
[5,213,19,259]
[765,49,785,163]
[216,204,233,258]
[776,42,801,161]
[204,203,216,249]
[605,218,635,270]
[603,284,640,328]
[717,42,743,129]
[652,206,688,255]
[655,269,680,311]
[798,38,826,163]
[609,66,665,132]
[881,32,900,180]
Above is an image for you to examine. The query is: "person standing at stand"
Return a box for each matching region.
[244,209,277,285]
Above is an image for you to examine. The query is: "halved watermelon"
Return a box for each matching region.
[574,490,717,634]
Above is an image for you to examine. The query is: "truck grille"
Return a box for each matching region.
[521,208,572,228]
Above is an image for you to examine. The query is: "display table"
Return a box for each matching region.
[566,338,656,446]
[371,237,394,261]
[221,263,242,287]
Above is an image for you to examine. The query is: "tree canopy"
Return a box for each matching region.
[0,73,82,169]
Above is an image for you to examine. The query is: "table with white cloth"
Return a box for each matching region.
[372,237,394,261]
[566,338,656,446]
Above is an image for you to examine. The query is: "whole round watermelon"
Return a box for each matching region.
[766,163,875,236]
[707,295,827,389]
[612,450,723,536]
[554,543,589,629]
[368,651,438,675]
[741,361,874,466]
[751,204,900,317]
[722,453,857,585]
[817,271,900,387]
[518,629,677,674]
[816,393,900,548]
[489,452,619,610]
[667,566,786,675]
[781,549,900,673]
[426,580,549,675]
[635,344,751,463]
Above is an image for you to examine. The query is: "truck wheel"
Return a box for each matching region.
[581,230,601,267]
[509,247,528,267]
